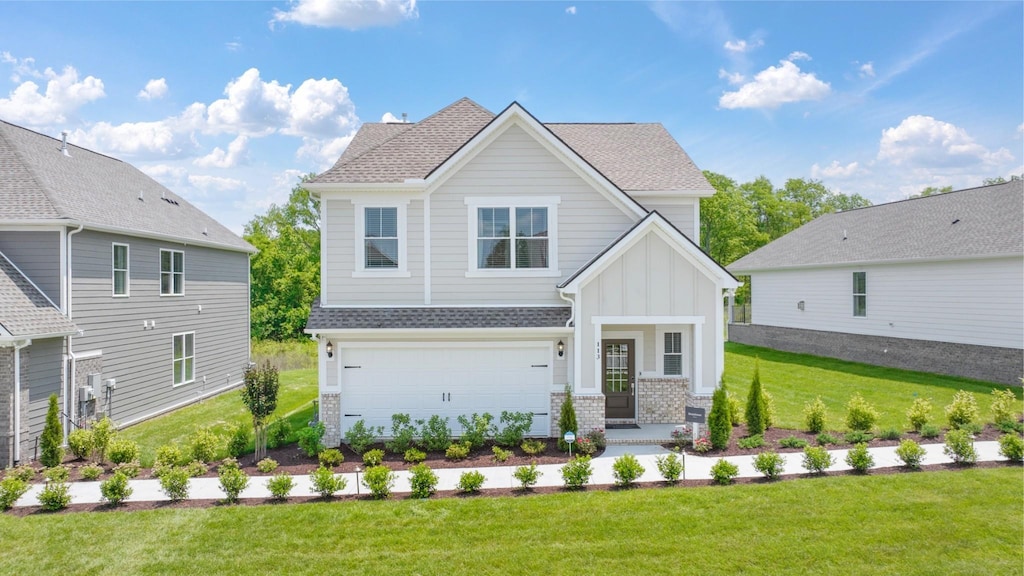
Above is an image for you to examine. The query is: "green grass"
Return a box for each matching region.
[119,369,317,465]
[725,342,1023,431]
[1,468,1019,574]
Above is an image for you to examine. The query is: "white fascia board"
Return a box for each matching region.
[630,189,715,198]
[592,315,704,325]
[304,327,572,338]
[81,222,255,254]
[305,181,426,198]
[729,252,1024,275]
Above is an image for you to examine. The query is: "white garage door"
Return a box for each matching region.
[339,343,552,438]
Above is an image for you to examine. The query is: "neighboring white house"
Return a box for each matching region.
[728,180,1023,385]
[304,98,739,446]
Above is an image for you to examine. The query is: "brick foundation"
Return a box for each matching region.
[321,393,342,448]
[550,391,604,437]
[636,377,689,424]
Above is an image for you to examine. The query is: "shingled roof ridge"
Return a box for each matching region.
[0,120,67,218]
[828,179,1023,215]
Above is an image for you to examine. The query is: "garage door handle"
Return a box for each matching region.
[533,412,548,416]
[344,414,361,417]
[344,365,361,369]
[531,364,548,368]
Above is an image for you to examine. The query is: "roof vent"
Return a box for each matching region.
[159,190,180,206]
[952,218,960,225]
[138,190,144,201]
[842,229,847,240]
[202,227,208,236]
[401,112,408,123]
[60,130,70,157]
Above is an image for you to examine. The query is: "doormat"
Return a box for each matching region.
[605,424,641,429]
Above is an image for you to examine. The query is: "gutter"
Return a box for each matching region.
[12,339,30,463]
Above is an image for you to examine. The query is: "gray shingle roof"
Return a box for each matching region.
[0,251,77,338]
[0,120,254,252]
[729,181,1024,272]
[313,98,711,192]
[306,302,572,330]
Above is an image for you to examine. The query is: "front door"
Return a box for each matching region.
[604,339,635,419]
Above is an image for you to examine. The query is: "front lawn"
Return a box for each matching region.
[724,342,1022,431]
[1,467,1019,574]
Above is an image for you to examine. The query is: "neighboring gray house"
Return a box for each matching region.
[0,120,255,466]
[728,181,1023,385]
[305,98,740,447]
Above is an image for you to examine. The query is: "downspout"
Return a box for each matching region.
[13,339,30,463]
[64,225,84,441]
[558,290,575,328]
[558,290,576,391]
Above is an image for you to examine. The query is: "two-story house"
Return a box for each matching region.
[305,98,739,446]
[0,119,254,466]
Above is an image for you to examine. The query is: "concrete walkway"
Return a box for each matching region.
[12,441,1011,507]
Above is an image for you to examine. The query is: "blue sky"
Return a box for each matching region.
[1,1,1021,233]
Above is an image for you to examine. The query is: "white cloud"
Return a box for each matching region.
[858,62,875,78]
[187,174,247,192]
[723,38,763,53]
[285,76,359,137]
[225,41,243,52]
[297,134,355,169]
[381,112,403,123]
[137,78,168,101]
[878,115,1014,167]
[206,68,292,136]
[811,160,860,179]
[719,60,830,109]
[717,69,745,85]
[565,6,576,15]
[787,51,811,61]
[271,0,418,30]
[194,134,249,168]
[69,116,199,158]
[0,62,105,125]
[1,52,43,82]
[1017,123,1023,137]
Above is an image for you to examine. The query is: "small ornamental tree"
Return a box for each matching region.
[745,361,768,436]
[708,383,732,450]
[241,361,280,461]
[557,386,578,452]
[40,394,64,468]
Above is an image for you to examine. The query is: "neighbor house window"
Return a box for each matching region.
[663,332,683,376]
[467,197,559,275]
[172,332,194,386]
[160,249,183,295]
[112,243,129,297]
[853,272,867,317]
[364,207,399,268]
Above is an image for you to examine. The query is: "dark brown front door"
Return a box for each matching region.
[604,339,635,419]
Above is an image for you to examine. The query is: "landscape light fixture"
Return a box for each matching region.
[557,340,564,357]
[326,340,334,358]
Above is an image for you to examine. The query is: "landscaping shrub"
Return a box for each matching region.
[185,460,208,478]
[495,411,533,448]
[299,421,327,457]
[557,388,578,452]
[267,417,292,449]
[38,481,71,511]
[457,412,495,450]
[586,428,607,449]
[961,421,984,435]
[779,436,809,449]
[560,456,593,489]
[670,425,692,449]
[386,413,417,454]
[0,477,29,511]
[40,394,64,468]
[80,463,103,481]
[226,424,251,459]
[155,444,188,469]
[804,397,827,433]
[726,391,744,426]
[218,465,249,503]
[575,437,596,456]
[844,431,874,444]
[816,432,839,446]
[363,449,385,467]
[362,465,395,499]
[417,415,453,452]
[745,363,769,435]
[445,442,470,460]
[919,423,941,439]
[266,473,294,500]
[256,458,279,473]
[310,465,346,498]
[409,463,438,499]
[738,434,765,450]
[845,443,874,473]
[612,454,645,487]
[67,428,94,461]
[990,389,1021,429]
[943,429,977,464]
[879,427,902,441]
[188,427,222,463]
[655,453,683,483]
[113,461,139,479]
[764,391,777,430]
[845,393,880,432]
[512,463,541,490]
[404,448,426,463]
[108,438,140,465]
[318,448,344,468]
[44,465,69,483]
[997,433,1024,462]
[344,420,381,455]
[90,416,116,464]
[692,435,712,453]
[492,446,512,463]
[708,384,732,450]
[753,451,785,480]
[240,361,280,461]
[944,390,979,430]
[896,439,926,469]
[457,470,486,493]
[802,446,834,474]
[710,459,739,485]
[906,397,933,432]
[521,439,547,455]
[5,464,35,482]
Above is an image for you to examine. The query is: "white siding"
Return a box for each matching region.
[749,257,1024,349]
[641,200,696,241]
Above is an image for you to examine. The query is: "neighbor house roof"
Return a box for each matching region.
[305,302,572,331]
[729,180,1024,273]
[0,251,77,339]
[0,120,254,253]
[314,98,712,193]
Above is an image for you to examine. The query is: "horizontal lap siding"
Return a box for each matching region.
[0,230,61,306]
[750,257,1024,349]
[642,202,695,240]
[25,337,64,440]
[70,230,250,426]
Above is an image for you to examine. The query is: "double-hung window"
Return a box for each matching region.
[172,332,194,386]
[160,249,184,295]
[354,204,408,276]
[467,197,559,276]
[663,332,683,376]
[853,272,867,317]
[112,243,129,297]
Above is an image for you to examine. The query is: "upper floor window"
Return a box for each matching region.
[853,271,867,317]
[160,249,184,295]
[112,243,129,297]
[466,197,559,277]
[353,203,409,277]
[172,332,195,386]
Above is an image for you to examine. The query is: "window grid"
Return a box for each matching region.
[160,249,184,295]
[478,206,550,269]
[112,243,129,297]
[853,272,867,317]
[172,332,194,386]
[664,332,683,376]
[364,207,399,269]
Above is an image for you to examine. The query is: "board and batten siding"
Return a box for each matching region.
[0,230,61,307]
[24,337,64,442]
[749,257,1024,350]
[69,229,250,426]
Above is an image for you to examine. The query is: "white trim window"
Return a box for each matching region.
[160,249,184,295]
[353,203,409,277]
[853,271,867,317]
[172,332,195,386]
[466,196,559,277]
[656,326,690,378]
[112,243,129,297]
[663,332,683,376]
